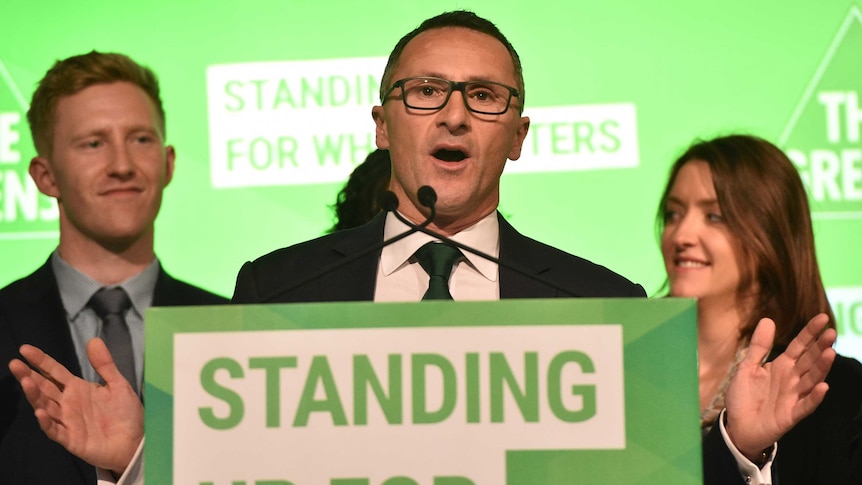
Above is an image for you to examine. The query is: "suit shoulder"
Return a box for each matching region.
[826,354,862,397]
[244,230,350,278]
[168,280,228,305]
[0,263,53,307]
[233,218,385,303]
[243,220,380,281]
[253,230,347,263]
[508,229,645,297]
[548,244,644,297]
[155,269,229,306]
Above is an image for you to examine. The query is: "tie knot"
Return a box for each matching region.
[88,287,131,319]
[414,242,463,279]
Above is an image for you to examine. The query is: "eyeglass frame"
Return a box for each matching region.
[381,76,522,115]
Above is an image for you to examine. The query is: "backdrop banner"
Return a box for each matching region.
[145,298,700,485]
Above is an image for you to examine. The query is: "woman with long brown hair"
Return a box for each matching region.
[658,134,862,484]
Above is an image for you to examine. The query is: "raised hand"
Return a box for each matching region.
[724,313,836,461]
[8,338,143,476]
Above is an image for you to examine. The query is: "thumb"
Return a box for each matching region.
[743,318,776,368]
[86,337,127,386]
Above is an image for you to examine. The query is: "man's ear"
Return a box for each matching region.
[163,145,176,187]
[29,156,60,199]
[372,106,390,149]
[507,116,530,161]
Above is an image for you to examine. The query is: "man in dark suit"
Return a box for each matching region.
[0,51,226,485]
[233,212,643,303]
[233,11,642,304]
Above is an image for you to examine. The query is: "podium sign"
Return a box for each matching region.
[145,298,700,485]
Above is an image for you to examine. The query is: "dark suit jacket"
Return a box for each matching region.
[233,212,646,302]
[0,258,227,485]
[703,355,862,485]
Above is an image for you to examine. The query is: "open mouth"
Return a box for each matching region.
[433,149,467,162]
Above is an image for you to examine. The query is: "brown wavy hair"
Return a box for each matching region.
[656,134,835,347]
[27,50,165,158]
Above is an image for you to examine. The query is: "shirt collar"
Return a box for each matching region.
[51,251,161,319]
[380,211,500,281]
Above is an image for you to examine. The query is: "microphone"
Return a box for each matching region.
[379,191,399,212]
[417,186,437,220]
[259,186,581,301]
[391,186,582,297]
[259,191,430,301]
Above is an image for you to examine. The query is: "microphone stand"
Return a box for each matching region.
[259,192,431,301]
[260,186,581,301]
[393,186,581,297]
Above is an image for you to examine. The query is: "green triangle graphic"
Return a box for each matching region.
[0,57,56,238]
[780,6,862,219]
[0,58,32,162]
[0,59,29,113]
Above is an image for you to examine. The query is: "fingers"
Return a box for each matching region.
[18,344,74,390]
[788,318,836,395]
[791,381,830,424]
[86,338,126,387]
[17,372,55,411]
[34,408,69,446]
[818,326,838,349]
[10,357,70,444]
[8,357,35,383]
[9,357,63,409]
[742,318,776,368]
[797,344,836,394]
[783,313,830,360]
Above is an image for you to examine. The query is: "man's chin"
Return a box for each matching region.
[92,228,151,253]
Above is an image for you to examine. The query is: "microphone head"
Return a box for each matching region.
[417,186,437,209]
[379,191,400,212]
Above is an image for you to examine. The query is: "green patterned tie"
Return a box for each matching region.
[414,242,463,300]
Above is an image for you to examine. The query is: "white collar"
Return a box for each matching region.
[379,211,500,281]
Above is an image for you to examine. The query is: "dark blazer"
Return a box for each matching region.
[703,355,862,484]
[233,212,646,302]
[0,259,227,485]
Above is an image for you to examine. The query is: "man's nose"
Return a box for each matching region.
[437,90,471,132]
[107,143,136,178]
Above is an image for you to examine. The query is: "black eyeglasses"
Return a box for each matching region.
[382,76,520,115]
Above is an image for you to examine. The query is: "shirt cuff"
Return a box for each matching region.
[718,409,776,485]
[96,437,144,485]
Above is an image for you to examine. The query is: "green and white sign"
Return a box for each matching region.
[145,298,700,485]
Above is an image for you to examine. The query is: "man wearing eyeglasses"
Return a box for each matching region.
[232,10,643,303]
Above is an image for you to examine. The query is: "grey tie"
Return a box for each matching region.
[89,287,137,394]
[414,242,463,300]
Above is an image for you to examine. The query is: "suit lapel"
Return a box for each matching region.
[10,261,83,377]
[497,214,559,299]
[323,213,385,301]
[152,265,188,306]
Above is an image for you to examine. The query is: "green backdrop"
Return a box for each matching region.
[1,0,861,357]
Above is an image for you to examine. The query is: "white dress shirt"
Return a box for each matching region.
[375,211,500,301]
